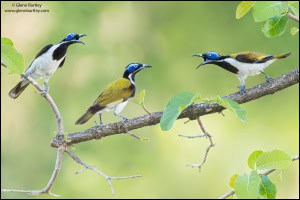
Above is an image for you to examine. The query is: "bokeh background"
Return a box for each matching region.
[1,1,299,199]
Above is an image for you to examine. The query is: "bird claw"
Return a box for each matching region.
[239,85,246,94]
[36,89,49,96]
[266,77,273,83]
[122,117,129,124]
[94,120,104,130]
[41,90,48,96]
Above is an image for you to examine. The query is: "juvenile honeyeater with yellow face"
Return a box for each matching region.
[193,51,291,94]
[75,63,152,126]
[9,33,86,98]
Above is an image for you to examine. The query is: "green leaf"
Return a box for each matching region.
[192,93,202,102]
[213,96,247,122]
[289,2,299,17]
[256,150,292,170]
[139,89,146,104]
[178,105,188,112]
[229,174,239,188]
[1,37,13,46]
[236,1,256,19]
[160,92,198,131]
[248,150,263,169]
[259,176,277,199]
[252,1,289,22]
[1,44,25,74]
[234,170,261,199]
[273,170,283,183]
[291,27,299,35]
[262,15,289,38]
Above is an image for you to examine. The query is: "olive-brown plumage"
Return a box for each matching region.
[75,63,151,125]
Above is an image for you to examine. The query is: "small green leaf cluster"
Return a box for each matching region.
[1,37,25,74]
[231,150,292,199]
[133,89,146,105]
[236,1,299,38]
[133,89,151,115]
[159,92,246,131]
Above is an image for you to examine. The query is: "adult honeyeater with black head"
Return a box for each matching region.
[75,63,152,126]
[9,33,87,99]
[193,51,291,94]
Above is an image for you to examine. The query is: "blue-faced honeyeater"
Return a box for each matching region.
[9,33,86,98]
[193,51,291,94]
[75,63,152,125]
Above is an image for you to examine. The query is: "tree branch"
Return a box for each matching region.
[23,75,64,138]
[218,154,299,199]
[66,148,142,196]
[51,68,299,147]
[185,117,215,171]
[2,75,143,197]
[1,75,66,196]
[287,12,299,23]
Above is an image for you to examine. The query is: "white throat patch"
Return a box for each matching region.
[128,74,135,85]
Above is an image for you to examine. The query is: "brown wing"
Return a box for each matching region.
[93,78,134,106]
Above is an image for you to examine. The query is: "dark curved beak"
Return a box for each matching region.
[75,34,87,45]
[193,54,207,69]
[78,34,87,38]
[135,64,152,74]
[196,60,210,69]
[73,40,85,45]
[193,54,203,57]
[142,64,152,68]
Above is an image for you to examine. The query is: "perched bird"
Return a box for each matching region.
[193,51,291,94]
[75,63,152,125]
[9,33,86,99]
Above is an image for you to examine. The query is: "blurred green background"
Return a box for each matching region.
[1,1,299,199]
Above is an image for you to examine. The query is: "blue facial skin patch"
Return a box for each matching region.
[205,52,220,60]
[66,33,76,40]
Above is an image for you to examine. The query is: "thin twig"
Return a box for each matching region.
[0,188,60,197]
[141,103,151,116]
[178,134,206,138]
[186,117,215,171]
[51,68,299,147]
[126,130,150,140]
[66,148,143,196]
[1,76,66,196]
[218,154,299,199]
[287,12,299,23]
[184,119,191,124]
[23,75,64,137]
[122,122,150,140]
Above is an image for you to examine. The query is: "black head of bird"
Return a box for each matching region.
[75,63,152,126]
[8,33,87,99]
[193,51,291,94]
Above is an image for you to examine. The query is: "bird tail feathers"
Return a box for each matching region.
[274,53,292,59]
[75,109,95,125]
[9,81,30,99]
